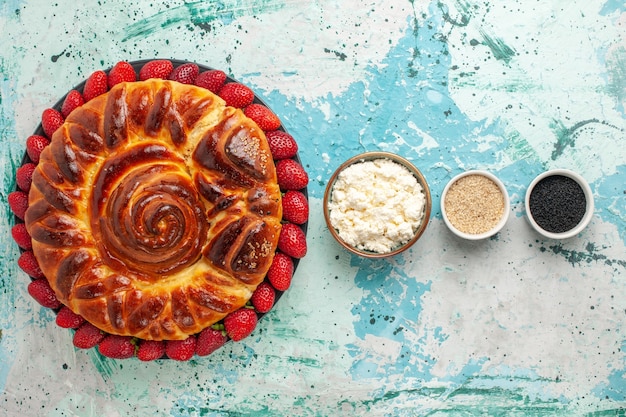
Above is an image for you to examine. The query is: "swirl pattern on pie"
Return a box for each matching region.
[24,79,282,340]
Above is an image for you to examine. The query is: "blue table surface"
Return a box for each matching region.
[1,1,625,416]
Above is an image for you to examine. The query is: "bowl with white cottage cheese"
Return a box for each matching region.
[323,151,431,258]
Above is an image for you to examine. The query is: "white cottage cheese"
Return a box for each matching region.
[328,158,426,253]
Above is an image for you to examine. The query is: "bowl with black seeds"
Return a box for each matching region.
[525,169,594,239]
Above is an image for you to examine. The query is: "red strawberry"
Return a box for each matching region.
[139,59,174,81]
[107,61,136,88]
[194,69,227,93]
[11,223,32,250]
[60,89,85,117]
[218,82,254,108]
[73,322,105,349]
[18,251,45,279]
[196,327,227,356]
[27,279,60,309]
[98,335,136,359]
[16,162,35,193]
[266,130,298,160]
[7,191,28,220]
[275,159,309,190]
[169,63,199,84]
[8,191,29,220]
[277,223,307,259]
[267,252,294,291]
[55,306,85,329]
[282,190,309,225]
[165,336,197,361]
[244,104,281,131]
[137,340,166,361]
[83,70,108,102]
[25,135,50,164]
[41,108,64,138]
[224,308,258,342]
[251,282,275,313]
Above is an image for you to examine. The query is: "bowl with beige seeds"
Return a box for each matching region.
[441,170,510,240]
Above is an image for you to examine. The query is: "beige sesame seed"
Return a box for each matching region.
[444,174,504,234]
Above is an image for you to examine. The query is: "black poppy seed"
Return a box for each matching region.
[529,175,587,233]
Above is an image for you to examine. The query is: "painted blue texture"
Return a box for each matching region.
[600,0,626,15]
[259,4,626,406]
[0,0,624,415]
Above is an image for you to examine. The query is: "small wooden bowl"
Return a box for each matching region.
[323,152,431,258]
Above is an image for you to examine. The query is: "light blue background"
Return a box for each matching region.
[1,0,625,415]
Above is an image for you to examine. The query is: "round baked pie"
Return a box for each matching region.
[10,60,309,360]
[24,77,283,341]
